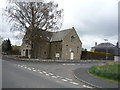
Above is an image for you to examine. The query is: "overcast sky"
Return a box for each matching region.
[0,0,119,50]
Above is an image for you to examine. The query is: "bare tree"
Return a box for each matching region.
[4,0,63,33]
[4,0,63,58]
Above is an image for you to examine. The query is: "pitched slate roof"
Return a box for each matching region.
[50,28,72,42]
[23,27,74,42]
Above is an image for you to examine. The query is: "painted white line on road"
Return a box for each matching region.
[65,78,72,81]
[45,74,50,76]
[39,72,42,74]
[51,76,57,78]
[69,81,79,85]
[42,71,47,74]
[17,65,20,67]
[20,66,23,67]
[33,70,37,72]
[62,64,76,65]
[27,68,31,70]
[83,85,93,88]
[48,73,54,75]
[61,79,68,82]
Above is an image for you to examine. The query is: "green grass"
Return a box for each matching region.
[89,63,120,83]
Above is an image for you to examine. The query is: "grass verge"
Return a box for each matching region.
[88,63,120,84]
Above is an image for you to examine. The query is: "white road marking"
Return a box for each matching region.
[62,64,76,65]
[42,71,47,74]
[52,76,57,78]
[17,66,81,86]
[45,74,50,76]
[17,65,20,67]
[39,72,42,74]
[61,79,68,82]
[65,78,72,81]
[63,64,66,65]
[48,73,54,75]
[69,81,79,85]
[83,85,93,88]
[56,75,61,78]
[33,70,36,72]
[20,66,23,67]
[27,68,31,70]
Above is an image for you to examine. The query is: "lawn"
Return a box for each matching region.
[89,63,120,83]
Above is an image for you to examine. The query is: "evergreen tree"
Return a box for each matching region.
[7,39,12,51]
[2,39,12,54]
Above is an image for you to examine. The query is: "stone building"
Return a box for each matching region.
[21,27,82,60]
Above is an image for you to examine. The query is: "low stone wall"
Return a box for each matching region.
[2,55,111,63]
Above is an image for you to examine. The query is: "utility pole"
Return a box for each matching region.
[104,39,108,61]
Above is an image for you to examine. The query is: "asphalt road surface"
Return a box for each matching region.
[2,58,100,88]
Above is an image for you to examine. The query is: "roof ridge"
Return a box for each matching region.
[55,27,73,33]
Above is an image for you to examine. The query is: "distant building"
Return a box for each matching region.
[91,42,120,56]
[21,27,82,60]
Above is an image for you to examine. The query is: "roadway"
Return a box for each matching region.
[2,58,100,88]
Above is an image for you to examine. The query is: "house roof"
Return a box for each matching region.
[92,42,120,56]
[23,27,75,42]
[93,43,115,48]
[50,28,73,42]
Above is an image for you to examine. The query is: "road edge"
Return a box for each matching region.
[73,68,102,88]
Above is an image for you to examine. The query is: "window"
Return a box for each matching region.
[66,45,68,52]
[77,47,79,53]
[71,36,75,42]
[44,52,46,55]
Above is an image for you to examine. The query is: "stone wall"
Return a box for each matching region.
[62,29,82,60]
[50,41,62,60]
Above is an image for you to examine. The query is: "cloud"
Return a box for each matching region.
[0,0,119,49]
[59,0,119,50]
[61,0,118,35]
